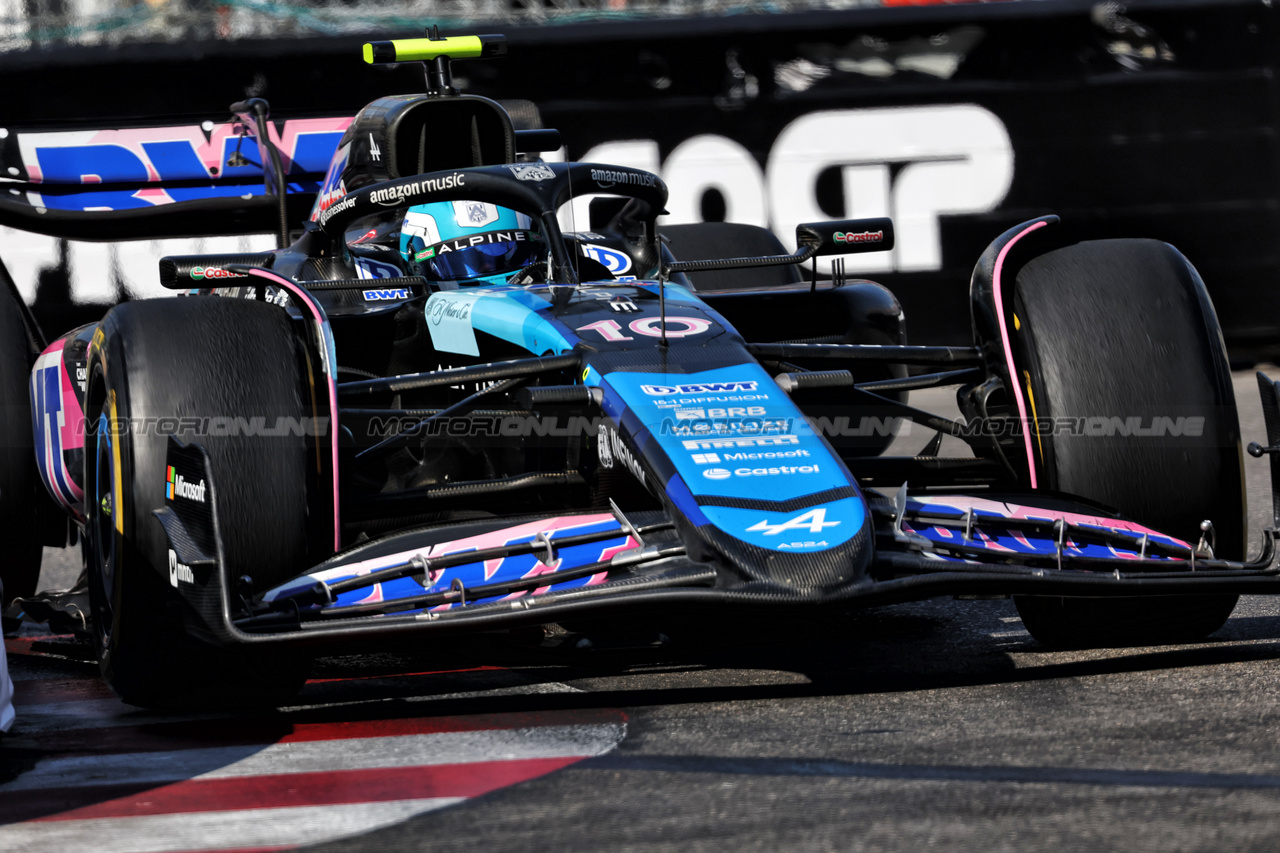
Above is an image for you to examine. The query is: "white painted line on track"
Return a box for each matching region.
[0,798,467,852]
[3,723,625,791]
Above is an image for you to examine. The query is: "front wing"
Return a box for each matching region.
[153,435,1280,650]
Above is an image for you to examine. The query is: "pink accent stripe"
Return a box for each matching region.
[308,513,623,584]
[22,757,581,823]
[157,848,292,853]
[57,344,86,456]
[159,848,292,853]
[246,268,342,551]
[992,220,1049,489]
[911,493,1191,547]
[32,341,85,513]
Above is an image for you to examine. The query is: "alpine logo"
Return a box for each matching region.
[642,381,758,396]
[746,508,840,536]
[368,132,381,161]
[433,230,530,254]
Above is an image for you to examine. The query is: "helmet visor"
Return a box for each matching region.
[410,231,542,282]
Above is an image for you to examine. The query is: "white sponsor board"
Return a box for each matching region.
[555,105,1013,275]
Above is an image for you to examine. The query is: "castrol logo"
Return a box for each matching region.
[190,267,247,280]
[834,230,884,245]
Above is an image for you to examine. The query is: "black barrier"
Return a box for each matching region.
[2,0,1278,359]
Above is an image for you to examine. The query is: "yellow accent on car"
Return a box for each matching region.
[1023,370,1044,465]
[109,389,124,535]
[363,35,505,64]
[1013,313,1020,331]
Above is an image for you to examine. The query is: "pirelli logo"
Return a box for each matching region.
[681,435,801,450]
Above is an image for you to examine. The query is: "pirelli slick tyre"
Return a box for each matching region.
[1010,239,1243,648]
[0,281,42,606]
[84,297,321,708]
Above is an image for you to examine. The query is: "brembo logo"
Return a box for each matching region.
[835,230,883,245]
[370,173,465,206]
[642,381,758,396]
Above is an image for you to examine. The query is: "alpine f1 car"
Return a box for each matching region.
[3,33,1280,708]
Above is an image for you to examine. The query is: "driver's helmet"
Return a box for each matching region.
[399,200,544,286]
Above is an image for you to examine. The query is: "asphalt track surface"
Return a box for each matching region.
[4,369,1280,852]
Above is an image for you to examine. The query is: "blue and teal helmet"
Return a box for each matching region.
[399,200,544,286]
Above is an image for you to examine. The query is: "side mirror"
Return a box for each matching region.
[515,128,563,154]
[796,217,894,257]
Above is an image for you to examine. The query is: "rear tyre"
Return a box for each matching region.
[85,297,322,708]
[0,283,42,605]
[1010,239,1242,648]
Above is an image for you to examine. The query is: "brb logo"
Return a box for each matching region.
[570,106,1013,274]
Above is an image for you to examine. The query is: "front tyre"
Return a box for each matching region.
[85,297,323,708]
[1010,239,1242,648]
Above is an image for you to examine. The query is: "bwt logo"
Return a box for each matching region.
[363,288,412,301]
[571,105,1013,273]
[642,381,759,396]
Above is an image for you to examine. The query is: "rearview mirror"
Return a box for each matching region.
[796,217,894,257]
[515,128,563,155]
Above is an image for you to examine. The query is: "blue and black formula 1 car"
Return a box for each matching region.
[2,33,1279,707]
